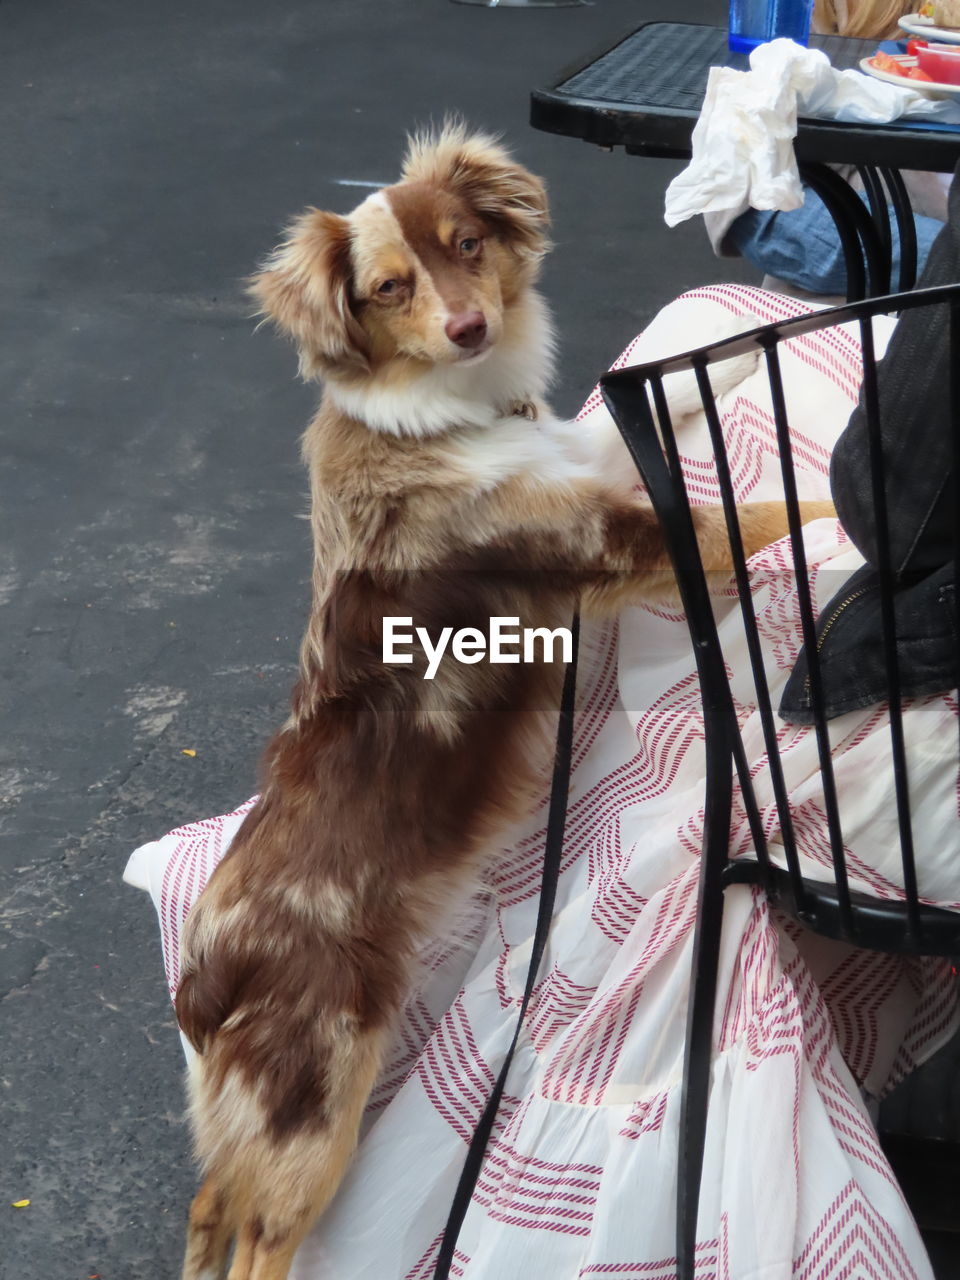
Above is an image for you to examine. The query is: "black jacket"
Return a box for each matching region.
[779,169,959,724]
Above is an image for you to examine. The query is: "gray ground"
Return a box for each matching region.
[1,1,957,1277]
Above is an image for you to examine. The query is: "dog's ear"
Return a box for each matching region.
[402,124,550,262]
[249,209,369,380]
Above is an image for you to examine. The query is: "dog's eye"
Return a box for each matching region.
[458,237,481,258]
[377,279,400,296]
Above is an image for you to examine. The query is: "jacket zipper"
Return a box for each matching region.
[803,582,874,698]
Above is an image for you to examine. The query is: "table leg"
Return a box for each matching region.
[857,165,892,296]
[799,162,888,302]
[881,166,918,294]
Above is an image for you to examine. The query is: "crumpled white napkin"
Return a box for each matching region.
[665,38,960,227]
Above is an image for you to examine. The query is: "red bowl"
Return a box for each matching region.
[917,43,960,83]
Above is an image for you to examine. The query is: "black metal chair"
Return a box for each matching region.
[599,285,960,1280]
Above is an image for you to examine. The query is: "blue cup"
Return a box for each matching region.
[728,0,814,53]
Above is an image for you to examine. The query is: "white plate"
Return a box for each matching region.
[898,12,960,43]
[859,54,960,97]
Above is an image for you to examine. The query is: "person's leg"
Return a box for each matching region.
[727,193,849,294]
[726,189,942,296]
[890,204,941,291]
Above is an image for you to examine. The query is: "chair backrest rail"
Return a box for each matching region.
[694,359,796,883]
[600,284,960,381]
[858,316,922,939]
[765,343,855,932]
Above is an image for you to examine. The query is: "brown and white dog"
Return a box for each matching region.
[175,125,823,1280]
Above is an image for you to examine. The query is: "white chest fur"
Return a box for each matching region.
[441,411,601,492]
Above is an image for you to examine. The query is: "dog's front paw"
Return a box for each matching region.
[662,312,762,422]
[705,313,763,399]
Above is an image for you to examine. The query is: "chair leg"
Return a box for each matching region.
[677,882,727,1280]
[676,727,733,1280]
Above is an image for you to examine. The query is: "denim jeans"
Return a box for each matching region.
[726,187,942,296]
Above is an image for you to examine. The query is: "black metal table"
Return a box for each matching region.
[531,21,960,297]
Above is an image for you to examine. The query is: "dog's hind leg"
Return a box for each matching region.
[230,1226,307,1280]
[182,1175,233,1280]
[224,1144,354,1280]
[225,1025,387,1280]
[224,1222,258,1280]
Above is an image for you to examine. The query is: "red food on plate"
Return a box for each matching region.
[872,49,909,74]
[907,38,930,55]
[907,65,936,79]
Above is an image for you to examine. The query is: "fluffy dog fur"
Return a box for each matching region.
[175,126,829,1280]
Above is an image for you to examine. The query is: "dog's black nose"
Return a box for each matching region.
[445,311,488,349]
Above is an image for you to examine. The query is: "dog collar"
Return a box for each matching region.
[507,400,538,422]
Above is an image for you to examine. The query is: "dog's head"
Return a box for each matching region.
[250,125,550,383]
